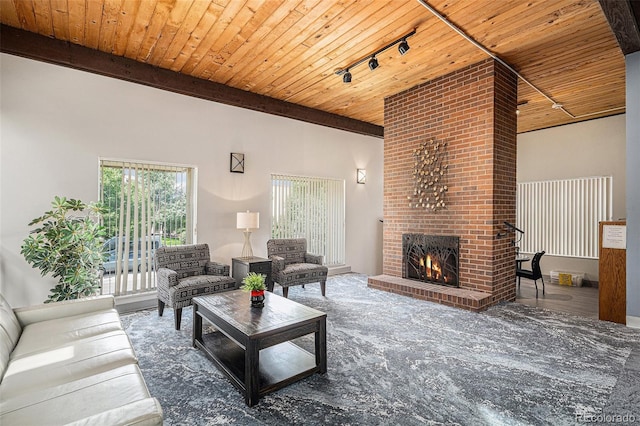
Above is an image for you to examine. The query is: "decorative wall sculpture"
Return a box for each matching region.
[408,138,448,211]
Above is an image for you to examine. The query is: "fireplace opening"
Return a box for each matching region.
[402,234,460,287]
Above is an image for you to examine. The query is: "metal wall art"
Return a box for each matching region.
[408,138,448,211]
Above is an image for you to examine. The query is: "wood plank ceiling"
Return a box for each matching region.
[0,0,627,135]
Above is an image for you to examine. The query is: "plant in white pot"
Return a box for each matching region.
[21,196,107,302]
[240,272,267,308]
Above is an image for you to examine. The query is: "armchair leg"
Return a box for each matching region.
[541,276,545,295]
[174,308,182,330]
[283,287,289,298]
[534,280,539,298]
[158,300,165,316]
[320,281,326,297]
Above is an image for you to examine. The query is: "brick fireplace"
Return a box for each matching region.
[368,58,518,312]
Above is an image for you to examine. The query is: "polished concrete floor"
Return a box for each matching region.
[516,276,599,319]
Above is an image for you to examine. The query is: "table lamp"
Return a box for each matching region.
[237,211,259,258]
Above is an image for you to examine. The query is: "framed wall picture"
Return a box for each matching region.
[230,153,245,173]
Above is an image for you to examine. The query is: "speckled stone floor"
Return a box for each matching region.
[121,273,640,426]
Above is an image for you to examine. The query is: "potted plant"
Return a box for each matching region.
[21,196,107,303]
[240,272,267,308]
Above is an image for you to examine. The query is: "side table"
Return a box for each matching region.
[232,256,273,292]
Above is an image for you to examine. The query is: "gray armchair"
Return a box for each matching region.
[267,238,328,298]
[155,243,236,330]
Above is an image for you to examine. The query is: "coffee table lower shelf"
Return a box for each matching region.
[196,331,318,398]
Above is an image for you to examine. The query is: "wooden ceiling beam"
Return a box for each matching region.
[598,0,640,55]
[0,24,384,139]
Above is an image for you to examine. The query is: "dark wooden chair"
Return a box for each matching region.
[517,251,545,297]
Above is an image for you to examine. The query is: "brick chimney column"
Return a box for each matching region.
[382,58,518,307]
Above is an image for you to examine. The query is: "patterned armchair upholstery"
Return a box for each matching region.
[155,243,236,330]
[267,238,328,298]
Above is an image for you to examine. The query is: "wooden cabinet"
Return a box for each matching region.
[232,257,273,292]
[598,221,626,324]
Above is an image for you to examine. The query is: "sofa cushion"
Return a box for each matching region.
[10,309,122,360]
[0,363,155,425]
[169,275,237,309]
[3,330,138,396]
[278,263,328,287]
[0,295,22,381]
[178,275,237,288]
[64,398,163,426]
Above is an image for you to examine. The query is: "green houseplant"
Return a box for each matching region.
[240,272,266,308]
[21,196,107,302]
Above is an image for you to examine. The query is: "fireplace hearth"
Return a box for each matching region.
[402,234,460,287]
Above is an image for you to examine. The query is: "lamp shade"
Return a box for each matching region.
[237,211,259,230]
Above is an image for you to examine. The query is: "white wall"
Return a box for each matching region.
[517,114,626,283]
[0,53,383,307]
[626,51,640,325]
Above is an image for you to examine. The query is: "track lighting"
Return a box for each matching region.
[516,101,528,116]
[398,39,410,55]
[368,56,379,71]
[335,29,416,83]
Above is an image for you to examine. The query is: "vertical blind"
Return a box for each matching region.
[100,159,196,296]
[271,174,345,266]
[516,176,612,259]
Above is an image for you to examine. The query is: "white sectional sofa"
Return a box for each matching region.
[0,294,162,425]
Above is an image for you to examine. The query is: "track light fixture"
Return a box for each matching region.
[368,56,379,71]
[336,29,416,83]
[398,39,410,55]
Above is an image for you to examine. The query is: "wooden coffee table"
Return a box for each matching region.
[192,291,327,406]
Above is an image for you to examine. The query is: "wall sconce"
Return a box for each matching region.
[230,153,244,173]
[237,211,259,258]
[335,29,416,83]
[357,169,367,184]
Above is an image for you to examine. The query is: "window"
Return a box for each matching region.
[271,174,345,266]
[516,176,612,259]
[99,159,197,295]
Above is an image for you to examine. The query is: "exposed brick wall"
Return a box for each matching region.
[491,60,519,303]
[380,58,517,308]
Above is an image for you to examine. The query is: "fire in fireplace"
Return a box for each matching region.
[402,234,460,287]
